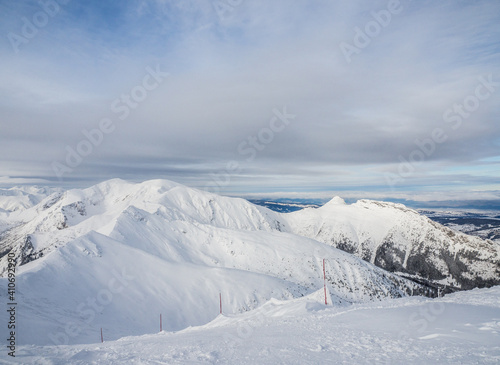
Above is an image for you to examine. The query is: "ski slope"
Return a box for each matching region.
[5,286,500,364]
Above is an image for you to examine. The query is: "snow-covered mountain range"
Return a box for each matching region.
[286,197,500,291]
[0,185,62,214]
[0,179,498,346]
[0,179,431,345]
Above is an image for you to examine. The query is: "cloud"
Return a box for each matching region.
[0,0,499,197]
[0,176,52,186]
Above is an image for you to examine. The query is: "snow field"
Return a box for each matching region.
[5,286,500,364]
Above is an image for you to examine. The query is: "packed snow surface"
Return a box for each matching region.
[4,286,500,364]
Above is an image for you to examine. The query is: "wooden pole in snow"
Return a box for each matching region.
[323,259,328,305]
[219,293,222,315]
[160,314,162,332]
[100,328,103,343]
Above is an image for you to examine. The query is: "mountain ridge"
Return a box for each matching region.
[0,179,435,345]
[284,196,500,290]
[1,179,498,292]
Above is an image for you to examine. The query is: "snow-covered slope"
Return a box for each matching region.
[0,179,428,346]
[0,186,61,214]
[9,286,500,364]
[0,186,62,243]
[0,179,285,274]
[284,197,500,290]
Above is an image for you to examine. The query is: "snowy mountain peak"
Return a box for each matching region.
[354,199,417,213]
[0,185,63,213]
[285,198,500,290]
[321,196,346,207]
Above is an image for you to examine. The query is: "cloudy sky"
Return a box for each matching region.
[1,0,499,203]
